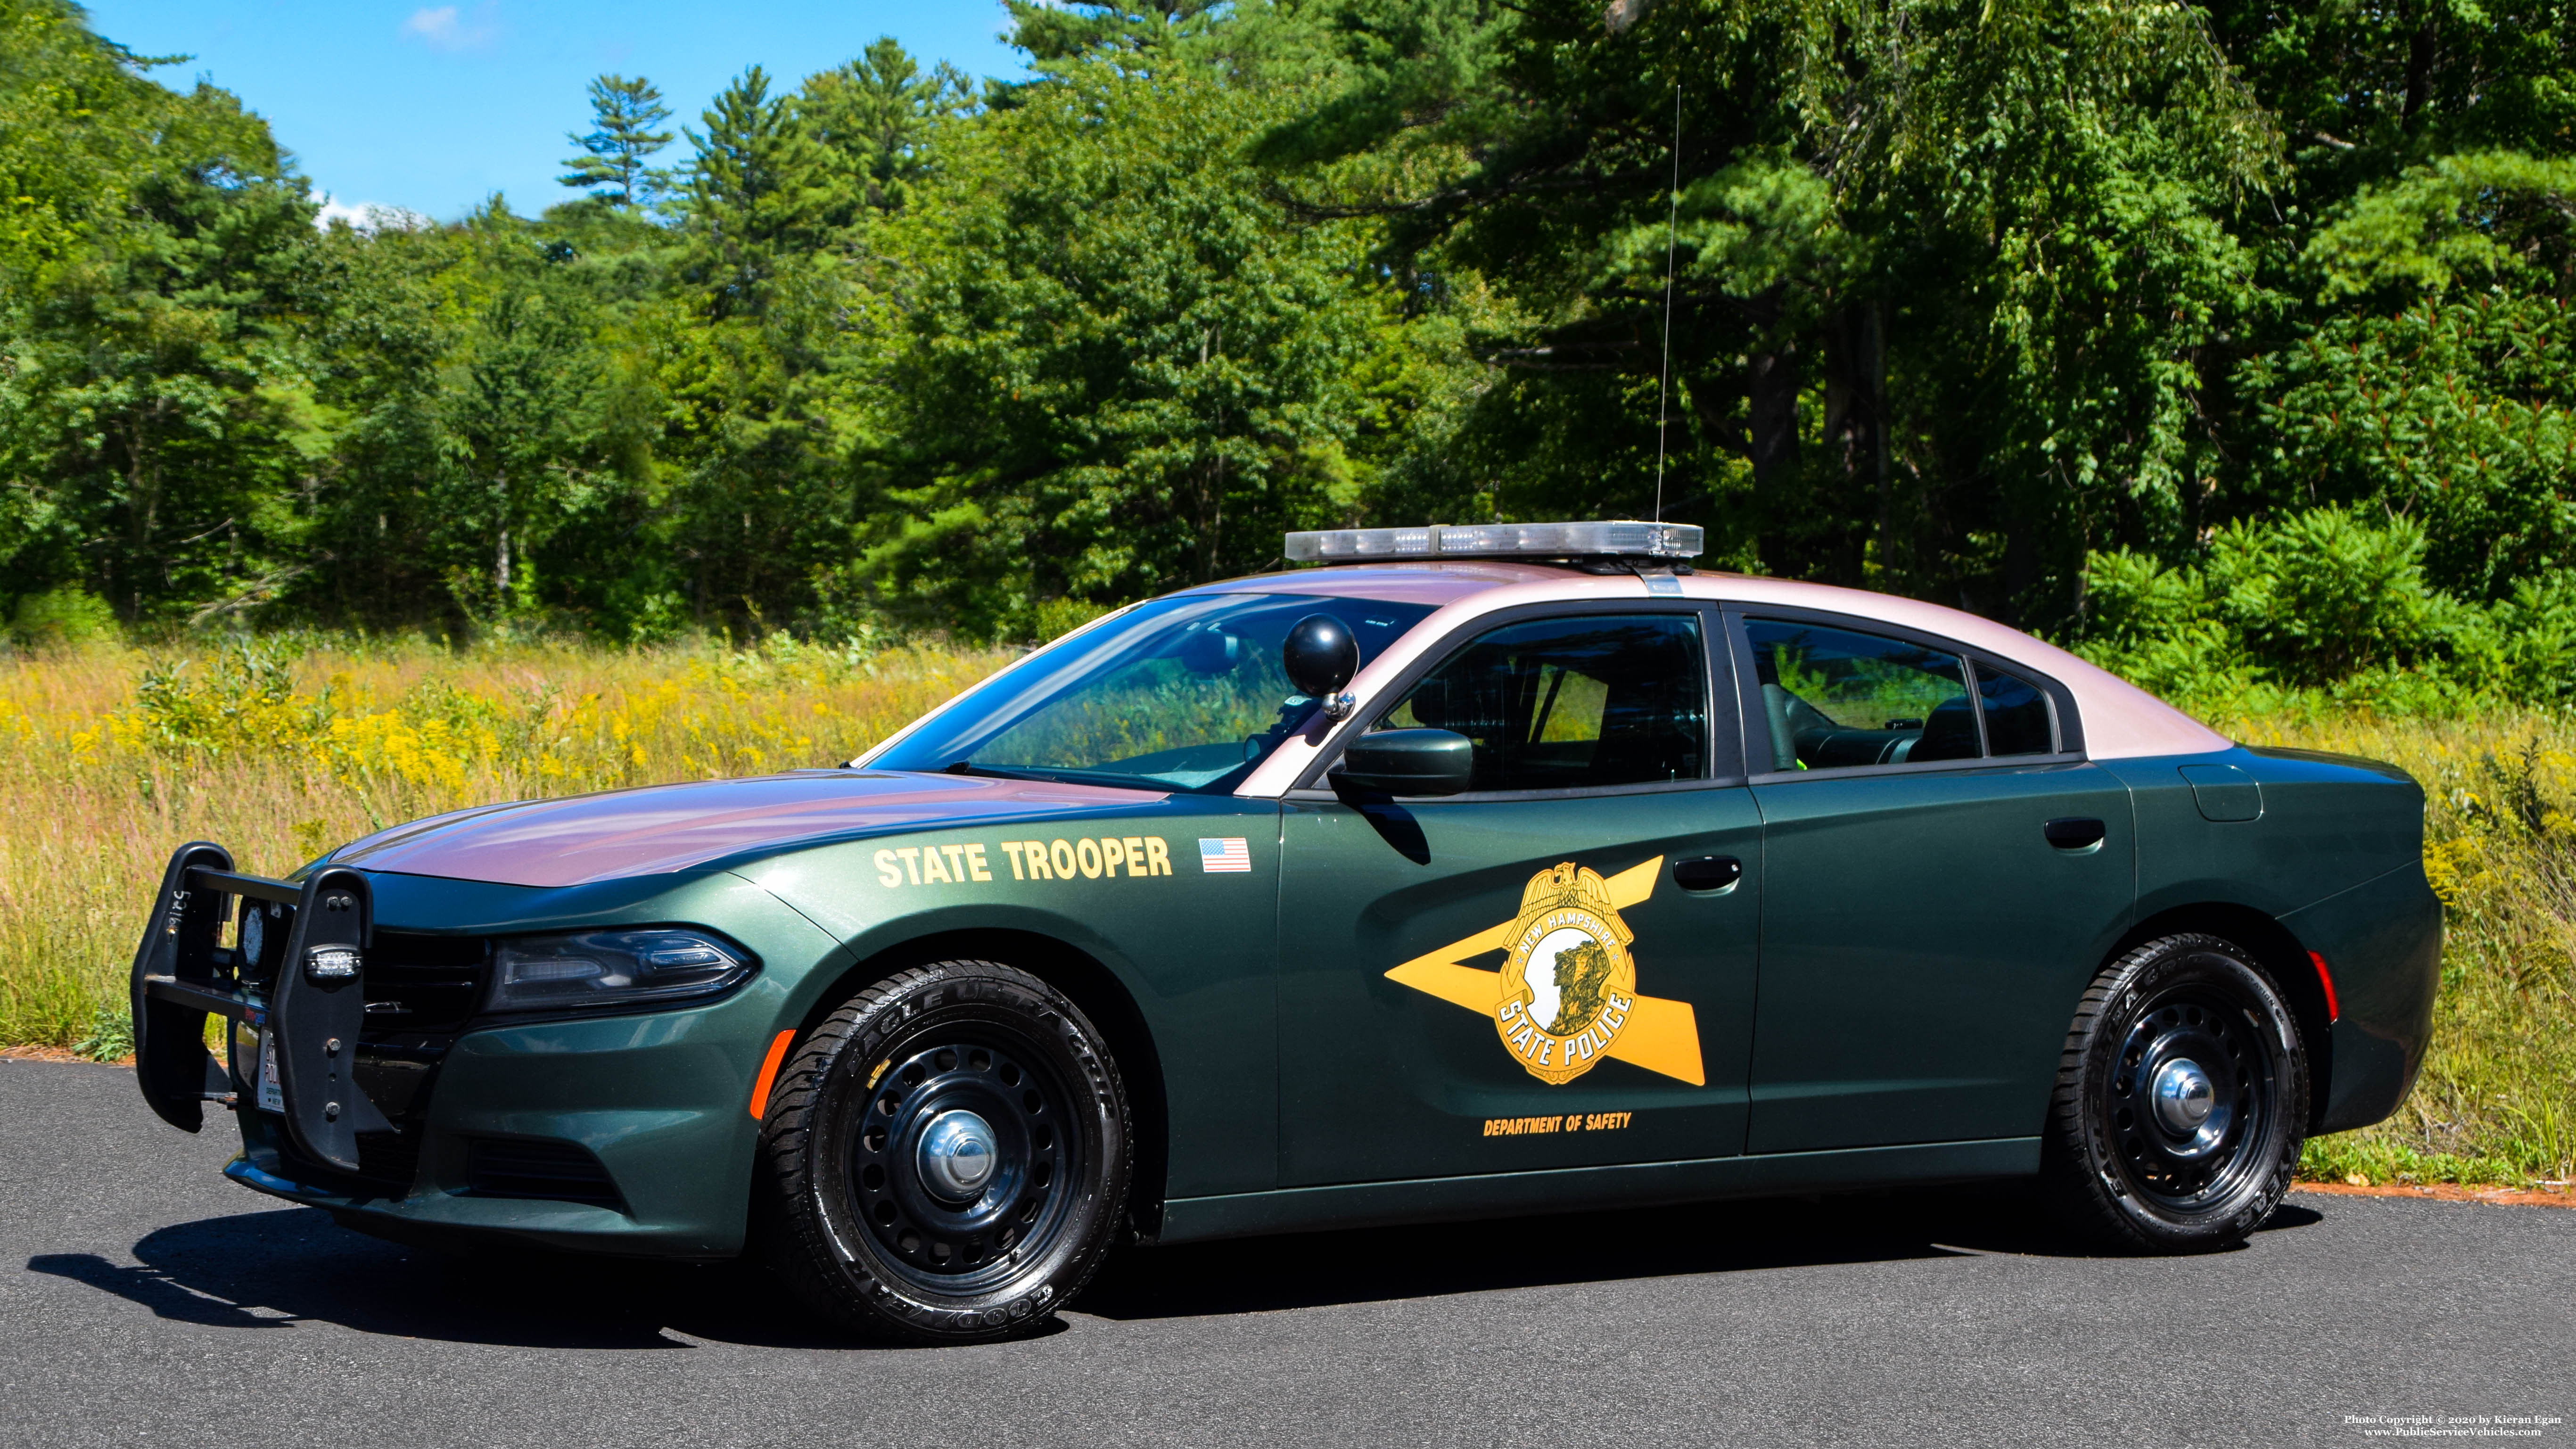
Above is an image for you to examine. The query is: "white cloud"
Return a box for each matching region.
[400,4,497,54]
[311,192,431,233]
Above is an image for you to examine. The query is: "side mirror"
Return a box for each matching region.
[1282,614,1358,700]
[1334,728,1474,797]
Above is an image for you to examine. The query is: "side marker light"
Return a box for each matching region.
[749,1029,796,1121]
[2308,951,2341,1023]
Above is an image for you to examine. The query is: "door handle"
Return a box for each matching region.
[1673,855,1742,892]
[2044,817,2107,850]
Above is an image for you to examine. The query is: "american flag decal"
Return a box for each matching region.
[1198,837,1252,873]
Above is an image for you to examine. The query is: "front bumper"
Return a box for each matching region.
[227,1000,779,1258]
[131,846,847,1259]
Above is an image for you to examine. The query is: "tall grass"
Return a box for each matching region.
[0,637,2565,1186]
[2219,708,2576,1187]
[0,634,1011,1049]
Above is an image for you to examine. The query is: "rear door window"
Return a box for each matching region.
[1977,666,2058,757]
[1744,619,1978,771]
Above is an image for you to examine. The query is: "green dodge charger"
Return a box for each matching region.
[130,521,2440,1342]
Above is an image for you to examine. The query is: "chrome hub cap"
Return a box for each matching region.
[845,1037,1076,1292]
[2151,1058,2215,1134]
[2103,982,2280,1209]
[918,1110,998,1200]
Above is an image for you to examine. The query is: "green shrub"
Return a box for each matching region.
[7,588,121,649]
[2208,507,2448,686]
[1025,596,1112,645]
[72,1002,133,1062]
[2072,504,2576,715]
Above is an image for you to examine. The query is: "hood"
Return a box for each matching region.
[332,770,1164,889]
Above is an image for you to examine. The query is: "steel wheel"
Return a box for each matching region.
[2103,987,2274,1211]
[759,959,1129,1342]
[2042,933,2308,1251]
[846,1036,1081,1294]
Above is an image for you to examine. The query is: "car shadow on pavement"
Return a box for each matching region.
[26,1206,850,1352]
[1076,1183,2326,1320]
[25,1185,2324,1349]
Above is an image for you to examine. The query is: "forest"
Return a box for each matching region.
[4,0,2575,711]
[3,0,2572,1179]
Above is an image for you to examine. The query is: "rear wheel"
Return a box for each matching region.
[2040,933,2308,1251]
[758,960,1130,1342]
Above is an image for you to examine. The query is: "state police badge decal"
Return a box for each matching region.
[1496,862,1637,1085]
[1381,854,1704,1088]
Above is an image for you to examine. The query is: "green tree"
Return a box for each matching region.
[1257,0,2278,624]
[858,63,1377,633]
[0,0,325,623]
[430,217,613,617]
[2201,1,2576,612]
[1001,0,1345,91]
[798,38,977,218]
[289,196,667,632]
[679,66,831,319]
[558,74,675,209]
[1004,0,1231,74]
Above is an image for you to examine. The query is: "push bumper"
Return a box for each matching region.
[129,844,386,1169]
[129,841,828,1259]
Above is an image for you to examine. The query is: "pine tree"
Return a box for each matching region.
[559,74,675,208]
[799,37,977,219]
[681,66,830,317]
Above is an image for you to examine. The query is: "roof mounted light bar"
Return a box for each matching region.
[1284,520,1703,564]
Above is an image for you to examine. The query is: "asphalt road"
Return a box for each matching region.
[2,1057,2567,1449]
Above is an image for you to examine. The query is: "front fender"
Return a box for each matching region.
[736,807,1284,1199]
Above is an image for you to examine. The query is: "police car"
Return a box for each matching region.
[130,521,2439,1342]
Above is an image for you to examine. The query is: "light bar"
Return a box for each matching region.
[1284,520,1703,564]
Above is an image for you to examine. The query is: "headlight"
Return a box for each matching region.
[486,928,756,1013]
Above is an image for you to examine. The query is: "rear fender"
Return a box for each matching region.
[2283,861,2443,1134]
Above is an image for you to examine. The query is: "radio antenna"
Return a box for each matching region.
[1654,83,1680,524]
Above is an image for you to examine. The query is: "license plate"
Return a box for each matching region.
[255,1032,284,1113]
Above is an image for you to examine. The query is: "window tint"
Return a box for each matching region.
[1378,615,1706,791]
[1745,619,1976,771]
[877,592,1437,791]
[1978,666,2056,756]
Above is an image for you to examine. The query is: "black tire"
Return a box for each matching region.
[758,959,1130,1342]
[2040,933,2308,1252]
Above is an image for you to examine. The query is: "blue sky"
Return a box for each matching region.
[82,1,1029,222]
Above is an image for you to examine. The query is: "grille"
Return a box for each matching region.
[464,1137,625,1210]
[362,931,489,1034]
[283,930,491,1197]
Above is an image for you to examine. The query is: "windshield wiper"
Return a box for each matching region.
[940,760,1048,781]
[941,759,1177,792]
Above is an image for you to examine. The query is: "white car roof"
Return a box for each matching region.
[1209,563,2228,797]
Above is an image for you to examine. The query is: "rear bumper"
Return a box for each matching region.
[2283,859,2444,1134]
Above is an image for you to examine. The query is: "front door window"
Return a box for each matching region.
[1377,614,1707,791]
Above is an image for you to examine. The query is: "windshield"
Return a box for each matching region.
[876,592,1439,793]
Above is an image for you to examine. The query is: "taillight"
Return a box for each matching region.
[2308,951,2341,1023]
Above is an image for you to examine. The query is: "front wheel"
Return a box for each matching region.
[2040,933,2308,1251]
[758,960,1131,1342]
